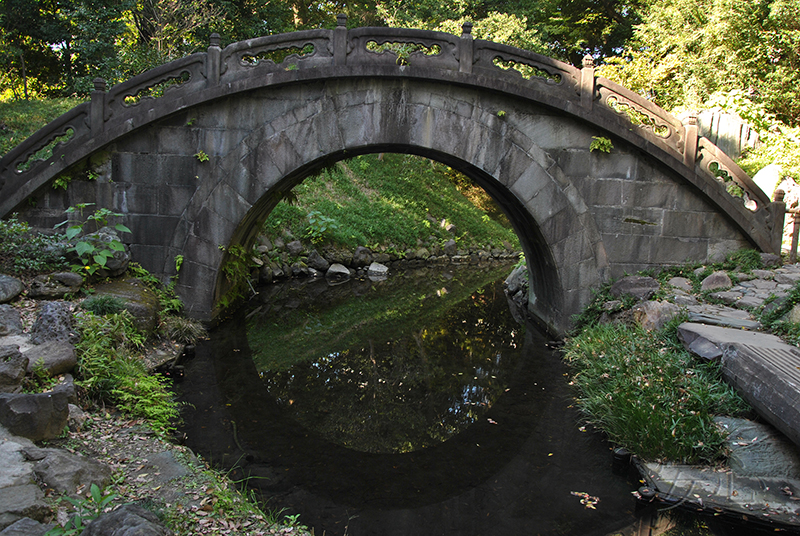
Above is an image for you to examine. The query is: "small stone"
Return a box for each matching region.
[701,271,732,291]
[609,276,660,301]
[325,263,351,281]
[632,300,680,331]
[0,305,23,337]
[0,275,24,304]
[23,341,77,377]
[667,277,693,292]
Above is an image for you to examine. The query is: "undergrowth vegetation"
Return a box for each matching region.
[75,310,181,435]
[0,97,85,156]
[263,154,519,251]
[563,320,750,463]
[0,215,67,276]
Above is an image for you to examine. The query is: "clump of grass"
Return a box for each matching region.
[159,315,206,344]
[81,294,126,316]
[562,320,750,464]
[75,311,180,434]
[723,248,763,272]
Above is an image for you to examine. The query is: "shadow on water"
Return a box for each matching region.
[177,265,780,536]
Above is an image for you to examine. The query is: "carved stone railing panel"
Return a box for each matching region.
[0,103,90,188]
[595,77,685,155]
[347,28,460,70]
[219,30,334,78]
[697,137,771,213]
[473,41,580,95]
[104,53,207,123]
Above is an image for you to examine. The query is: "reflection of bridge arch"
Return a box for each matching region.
[0,18,784,334]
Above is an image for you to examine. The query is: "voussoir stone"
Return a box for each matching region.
[23,341,76,377]
[609,276,660,301]
[0,306,23,337]
[81,504,171,536]
[700,271,732,291]
[0,276,24,304]
[26,272,83,299]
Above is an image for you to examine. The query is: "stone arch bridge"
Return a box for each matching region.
[0,17,785,335]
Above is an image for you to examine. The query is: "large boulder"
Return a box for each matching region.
[81,504,171,536]
[352,246,372,267]
[27,272,83,299]
[0,378,73,441]
[700,271,732,291]
[23,341,77,377]
[326,263,351,282]
[0,276,24,304]
[29,302,76,346]
[0,305,23,336]
[91,278,159,335]
[0,516,55,535]
[0,347,28,393]
[26,447,111,497]
[306,250,330,272]
[632,300,680,331]
[0,484,50,531]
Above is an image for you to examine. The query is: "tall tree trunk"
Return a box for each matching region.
[19,51,27,100]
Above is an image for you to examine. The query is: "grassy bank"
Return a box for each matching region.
[263,153,519,252]
[0,97,85,156]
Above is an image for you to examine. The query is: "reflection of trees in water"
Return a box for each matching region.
[258,277,522,453]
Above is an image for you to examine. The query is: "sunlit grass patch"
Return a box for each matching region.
[562,320,750,464]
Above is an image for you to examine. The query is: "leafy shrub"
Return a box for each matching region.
[0,214,67,275]
[55,203,131,277]
[81,295,126,316]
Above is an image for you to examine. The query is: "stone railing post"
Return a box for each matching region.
[459,22,473,74]
[773,189,788,257]
[334,14,347,65]
[683,114,698,169]
[580,55,594,110]
[207,33,221,86]
[90,78,106,135]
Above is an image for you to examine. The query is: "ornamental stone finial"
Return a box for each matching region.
[461,22,473,36]
[93,78,106,92]
[209,33,221,48]
[582,55,594,69]
[775,189,786,203]
[337,13,347,27]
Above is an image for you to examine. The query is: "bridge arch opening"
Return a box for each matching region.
[215,145,576,336]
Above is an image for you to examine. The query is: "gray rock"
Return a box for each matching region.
[26,272,83,299]
[23,341,76,377]
[0,516,54,535]
[0,276,24,304]
[717,417,800,479]
[708,291,741,305]
[367,262,388,281]
[631,300,680,331]
[751,269,774,280]
[325,263,351,281]
[775,272,800,285]
[443,239,457,256]
[91,278,159,335]
[667,277,693,292]
[761,252,781,268]
[31,448,111,496]
[286,240,304,257]
[136,451,189,484]
[81,504,170,536]
[0,387,70,442]
[414,247,431,260]
[700,271,732,291]
[0,485,50,531]
[352,246,372,267]
[677,322,789,360]
[306,250,330,272]
[29,302,75,346]
[0,306,23,337]
[0,347,28,393]
[67,404,87,432]
[609,275,660,301]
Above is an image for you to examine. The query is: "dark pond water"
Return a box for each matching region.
[177,264,780,536]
